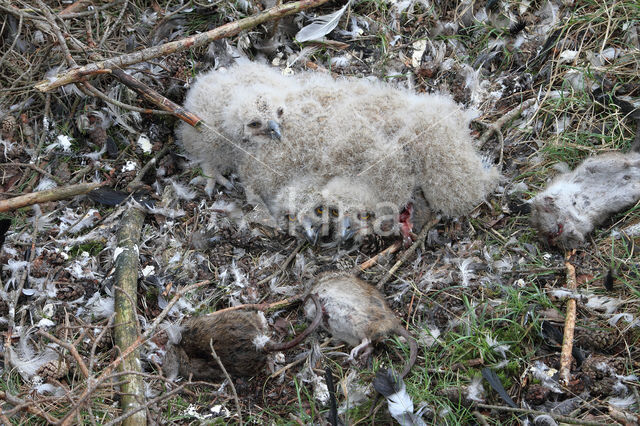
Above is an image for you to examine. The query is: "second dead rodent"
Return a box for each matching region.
[167,296,321,380]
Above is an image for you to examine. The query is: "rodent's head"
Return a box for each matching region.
[530,195,585,249]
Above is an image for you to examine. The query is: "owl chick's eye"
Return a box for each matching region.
[358,212,371,220]
[287,213,297,221]
[330,208,339,217]
[315,206,324,216]
[277,107,284,117]
[248,120,261,128]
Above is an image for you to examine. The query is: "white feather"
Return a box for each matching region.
[295,2,350,42]
[608,395,636,408]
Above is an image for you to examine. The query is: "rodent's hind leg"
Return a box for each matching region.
[348,338,372,363]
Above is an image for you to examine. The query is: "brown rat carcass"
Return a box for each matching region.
[304,271,418,377]
[166,296,321,380]
[530,151,640,248]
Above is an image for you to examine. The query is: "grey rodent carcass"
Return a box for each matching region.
[304,271,418,377]
[530,151,640,248]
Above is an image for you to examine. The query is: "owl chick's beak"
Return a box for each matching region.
[267,120,282,141]
[339,217,355,242]
[300,216,319,245]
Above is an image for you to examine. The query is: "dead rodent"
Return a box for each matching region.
[304,271,418,377]
[166,297,321,380]
[530,151,640,248]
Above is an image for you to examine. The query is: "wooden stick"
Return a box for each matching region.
[113,207,147,426]
[110,69,200,126]
[377,216,440,289]
[34,0,332,92]
[559,250,578,386]
[358,241,402,271]
[0,181,104,212]
[210,341,242,425]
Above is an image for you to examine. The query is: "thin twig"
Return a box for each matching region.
[476,403,608,426]
[35,0,77,67]
[0,391,59,424]
[210,341,242,425]
[358,241,402,271]
[99,0,129,47]
[0,162,64,185]
[102,383,187,426]
[0,13,22,70]
[256,242,304,285]
[477,98,536,147]
[560,250,578,386]
[127,142,174,192]
[377,216,440,289]
[38,330,90,379]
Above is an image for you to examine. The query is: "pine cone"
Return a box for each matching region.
[575,328,622,351]
[37,358,68,380]
[1,115,17,138]
[56,283,85,301]
[209,242,234,267]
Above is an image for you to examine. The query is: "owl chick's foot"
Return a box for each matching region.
[204,174,234,196]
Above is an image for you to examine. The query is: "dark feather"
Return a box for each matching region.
[509,18,527,36]
[88,188,129,206]
[604,268,614,291]
[0,218,11,252]
[373,368,402,397]
[482,368,517,408]
[325,365,339,426]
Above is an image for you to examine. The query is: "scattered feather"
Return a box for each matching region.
[295,2,350,43]
[373,369,426,426]
[35,178,57,191]
[608,395,636,409]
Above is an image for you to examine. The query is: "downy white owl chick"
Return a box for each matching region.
[177,62,290,194]
[530,151,640,248]
[386,92,499,217]
[294,69,499,217]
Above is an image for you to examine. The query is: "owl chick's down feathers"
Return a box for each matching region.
[177,61,289,194]
[179,62,500,238]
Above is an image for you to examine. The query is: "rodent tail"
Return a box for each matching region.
[266,293,322,352]
[396,326,418,378]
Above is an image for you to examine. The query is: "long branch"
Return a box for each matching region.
[0,182,104,212]
[34,0,332,92]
